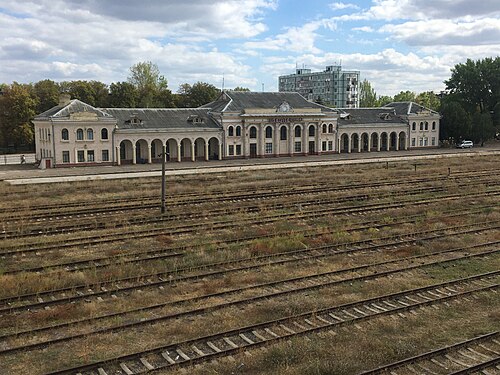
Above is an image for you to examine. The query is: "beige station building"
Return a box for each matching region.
[34,91,440,168]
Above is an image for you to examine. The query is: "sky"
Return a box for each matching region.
[0,0,499,96]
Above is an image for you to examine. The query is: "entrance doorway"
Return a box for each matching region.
[250,143,257,158]
[308,141,315,154]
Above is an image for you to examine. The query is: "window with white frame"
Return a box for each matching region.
[236,126,241,137]
[322,141,327,151]
[228,145,234,156]
[76,129,84,141]
[431,137,436,146]
[62,128,69,141]
[236,145,242,155]
[62,151,70,163]
[87,150,95,162]
[77,150,85,162]
[412,138,416,147]
[87,128,94,140]
[101,128,109,140]
[102,150,109,161]
[328,141,333,151]
[265,142,273,154]
[294,141,301,152]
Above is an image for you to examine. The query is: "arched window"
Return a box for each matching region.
[280,126,287,140]
[308,125,315,137]
[101,128,108,140]
[236,126,241,136]
[328,124,334,133]
[76,128,84,141]
[87,128,94,140]
[419,122,423,131]
[432,121,436,130]
[412,122,416,131]
[294,125,301,138]
[265,126,273,138]
[250,126,257,139]
[61,128,69,141]
[424,121,428,130]
[322,124,327,133]
[228,126,234,136]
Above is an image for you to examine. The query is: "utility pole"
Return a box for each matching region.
[161,145,166,214]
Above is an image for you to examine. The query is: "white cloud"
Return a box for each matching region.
[352,26,374,32]
[329,2,360,11]
[381,18,500,46]
[243,18,337,54]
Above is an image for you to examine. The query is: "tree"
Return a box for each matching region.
[439,100,471,142]
[415,91,441,111]
[376,95,393,107]
[128,61,173,108]
[444,57,500,143]
[0,83,37,149]
[176,82,220,107]
[393,90,416,102]
[33,79,60,113]
[108,81,138,108]
[61,80,98,106]
[471,111,495,146]
[232,87,250,92]
[359,79,378,107]
[189,82,220,107]
[175,83,192,108]
[445,57,500,114]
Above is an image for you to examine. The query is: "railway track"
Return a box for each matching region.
[1,183,453,237]
[2,174,497,234]
[1,169,495,217]
[360,331,500,375]
[1,220,498,314]
[2,188,499,255]
[0,245,498,356]
[4,205,493,275]
[42,273,499,375]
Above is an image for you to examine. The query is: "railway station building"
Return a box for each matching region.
[33,92,440,167]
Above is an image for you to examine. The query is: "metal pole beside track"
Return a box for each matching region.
[161,145,166,214]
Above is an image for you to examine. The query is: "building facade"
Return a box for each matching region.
[278,65,360,108]
[33,92,440,167]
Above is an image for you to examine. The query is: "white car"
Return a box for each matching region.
[457,140,473,148]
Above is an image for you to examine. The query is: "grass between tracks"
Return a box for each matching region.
[0,155,499,374]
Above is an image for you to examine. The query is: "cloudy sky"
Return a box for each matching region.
[0,0,499,96]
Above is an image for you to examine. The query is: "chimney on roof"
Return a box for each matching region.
[59,93,71,106]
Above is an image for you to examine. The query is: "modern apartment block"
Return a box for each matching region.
[278,65,360,108]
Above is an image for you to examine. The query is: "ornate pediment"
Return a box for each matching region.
[276,101,293,113]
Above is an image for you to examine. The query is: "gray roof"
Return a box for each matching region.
[102,108,220,130]
[35,99,113,120]
[384,102,439,116]
[202,91,338,113]
[338,108,407,125]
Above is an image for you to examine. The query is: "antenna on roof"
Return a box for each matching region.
[262,83,264,92]
[221,73,225,92]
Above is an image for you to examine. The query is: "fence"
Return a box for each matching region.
[1,153,36,165]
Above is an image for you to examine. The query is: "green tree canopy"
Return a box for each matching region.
[0,83,37,149]
[445,57,500,114]
[376,95,393,107]
[359,79,378,107]
[439,100,471,142]
[415,91,441,111]
[393,90,416,102]
[33,79,60,113]
[176,82,220,107]
[128,61,174,108]
[232,87,250,92]
[109,81,138,108]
